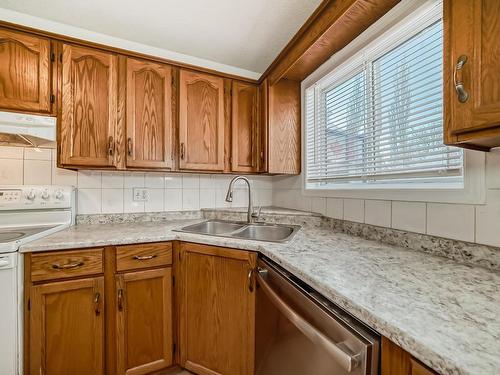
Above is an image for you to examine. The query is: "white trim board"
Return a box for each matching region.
[0,7,261,80]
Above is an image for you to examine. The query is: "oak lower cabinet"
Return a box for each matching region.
[0,27,53,114]
[444,0,500,149]
[59,44,118,168]
[177,242,257,375]
[381,337,438,375]
[178,70,226,171]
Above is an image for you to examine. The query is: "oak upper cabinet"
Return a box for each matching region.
[260,78,301,174]
[231,81,260,173]
[60,44,118,167]
[30,277,105,375]
[178,70,225,171]
[125,57,173,169]
[178,243,256,375]
[444,0,500,149]
[0,28,53,114]
[116,268,173,374]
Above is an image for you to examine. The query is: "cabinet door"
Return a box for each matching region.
[116,268,173,375]
[0,28,52,113]
[179,70,225,171]
[445,0,500,149]
[231,81,259,172]
[178,243,256,375]
[60,44,118,167]
[126,58,172,169]
[30,277,104,375]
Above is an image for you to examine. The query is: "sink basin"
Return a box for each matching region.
[175,220,300,243]
[178,220,245,235]
[232,224,295,242]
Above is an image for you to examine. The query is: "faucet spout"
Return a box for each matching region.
[225,176,254,223]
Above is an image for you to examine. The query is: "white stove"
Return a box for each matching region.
[0,185,74,375]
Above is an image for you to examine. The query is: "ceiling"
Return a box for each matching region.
[0,0,322,77]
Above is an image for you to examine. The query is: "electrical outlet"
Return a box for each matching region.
[132,188,149,202]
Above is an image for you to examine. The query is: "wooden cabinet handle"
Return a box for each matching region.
[454,55,469,103]
[94,292,101,316]
[127,137,133,157]
[117,288,124,311]
[51,261,84,270]
[108,136,115,156]
[180,142,185,160]
[133,254,157,261]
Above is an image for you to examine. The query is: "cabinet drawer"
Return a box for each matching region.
[31,248,104,282]
[116,243,172,272]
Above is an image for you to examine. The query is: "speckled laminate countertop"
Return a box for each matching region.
[20,219,500,375]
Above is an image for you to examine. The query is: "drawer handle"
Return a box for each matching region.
[247,268,255,292]
[133,254,157,261]
[454,55,469,103]
[94,292,101,316]
[52,261,84,270]
[117,288,124,311]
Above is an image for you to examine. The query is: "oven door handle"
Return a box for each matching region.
[256,272,360,373]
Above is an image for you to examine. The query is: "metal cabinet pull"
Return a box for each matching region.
[52,261,84,270]
[108,136,115,156]
[94,292,101,316]
[180,142,185,160]
[117,289,124,311]
[247,268,255,292]
[133,254,157,261]
[454,55,469,103]
[127,137,133,157]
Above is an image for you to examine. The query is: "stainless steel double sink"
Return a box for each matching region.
[174,220,300,243]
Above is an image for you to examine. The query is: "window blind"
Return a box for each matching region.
[306,10,463,186]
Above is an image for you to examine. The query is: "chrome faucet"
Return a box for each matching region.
[225,176,260,223]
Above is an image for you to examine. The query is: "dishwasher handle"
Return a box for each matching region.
[256,270,360,373]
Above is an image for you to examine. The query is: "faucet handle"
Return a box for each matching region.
[251,206,263,221]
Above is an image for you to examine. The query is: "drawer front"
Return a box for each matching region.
[31,248,104,282]
[116,242,172,272]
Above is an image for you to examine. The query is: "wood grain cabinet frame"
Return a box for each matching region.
[60,44,118,167]
[231,81,260,173]
[444,0,500,149]
[124,57,173,169]
[178,69,226,171]
[0,27,53,114]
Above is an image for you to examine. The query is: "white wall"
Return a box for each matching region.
[273,150,500,247]
[0,146,273,215]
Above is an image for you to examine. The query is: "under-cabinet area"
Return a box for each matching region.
[22,242,439,375]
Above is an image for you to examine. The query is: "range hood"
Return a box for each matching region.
[0,111,56,147]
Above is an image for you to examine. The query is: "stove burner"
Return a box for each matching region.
[0,231,26,243]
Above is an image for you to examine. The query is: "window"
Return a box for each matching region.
[305,0,463,190]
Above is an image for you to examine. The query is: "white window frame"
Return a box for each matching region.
[301,0,485,204]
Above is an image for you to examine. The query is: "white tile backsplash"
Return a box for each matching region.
[145,173,165,189]
[200,188,216,208]
[124,188,144,213]
[427,203,475,242]
[102,171,124,188]
[182,174,200,189]
[124,172,144,188]
[0,158,23,184]
[102,188,124,213]
[165,189,183,211]
[77,189,101,214]
[24,160,52,185]
[78,170,102,188]
[145,189,164,212]
[343,199,364,223]
[365,200,391,227]
[392,201,426,234]
[24,148,51,160]
[182,188,200,210]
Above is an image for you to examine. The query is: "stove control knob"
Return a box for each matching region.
[26,189,36,201]
[41,189,50,200]
[55,189,64,200]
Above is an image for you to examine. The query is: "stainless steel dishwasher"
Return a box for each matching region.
[255,257,380,375]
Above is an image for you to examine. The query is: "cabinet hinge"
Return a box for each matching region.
[50,52,55,62]
[50,94,55,103]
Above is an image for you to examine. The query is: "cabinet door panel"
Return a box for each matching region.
[116,268,173,375]
[126,58,172,169]
[60,44,117,167]
[30,277,104,375]
[445,0,500,147]
[178,243,256,375]
[0,28,51,113]
[179,70,225,171]
[232,81,259,172]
